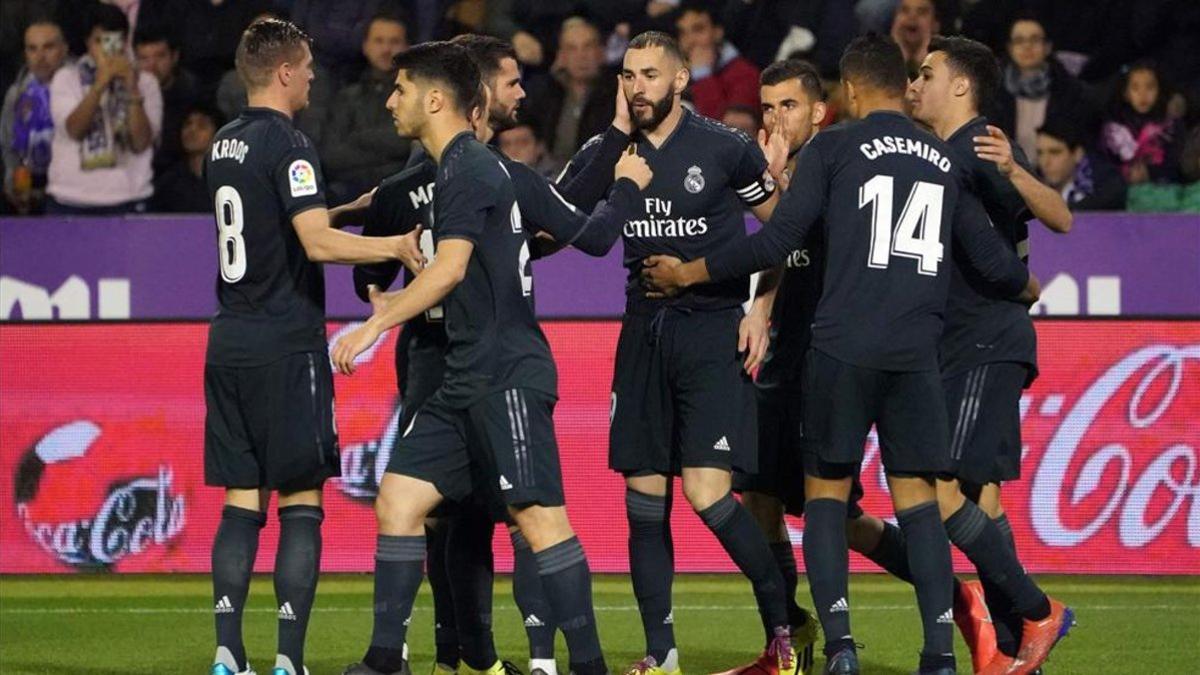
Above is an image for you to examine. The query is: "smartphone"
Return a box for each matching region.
[100,32,123,56]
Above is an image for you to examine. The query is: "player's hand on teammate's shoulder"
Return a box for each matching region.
[973,125,1015,177]
[613,75,633,136]
[331,320,384,376]
[641,255,685,297]
[615,145,653,190]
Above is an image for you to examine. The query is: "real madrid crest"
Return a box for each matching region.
[684,165,705,194]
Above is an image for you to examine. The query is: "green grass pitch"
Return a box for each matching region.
[2,574,1197,674]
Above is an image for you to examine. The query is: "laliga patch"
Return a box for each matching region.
[289,159,317,197]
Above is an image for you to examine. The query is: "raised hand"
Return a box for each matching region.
[613,75,633,135]
[974,125,1016,176]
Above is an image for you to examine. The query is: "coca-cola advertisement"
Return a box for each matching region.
[0,320,1196,574]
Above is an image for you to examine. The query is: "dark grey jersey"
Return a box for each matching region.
[561,109,774,314]
[707,110,1029,372]
[432,132,556,407]
[940,116,1037,381]
[204,107,328,367]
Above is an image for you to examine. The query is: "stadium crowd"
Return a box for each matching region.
[2,0,1198,216]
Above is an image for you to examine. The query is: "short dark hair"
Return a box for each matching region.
[1037,117,1083,150]
[839,33,907,95]
[677,1,721,26]
[760,59,825,102]
[368,10,409,33]
[928,35,999,112]
[449,34,516,85]
[235,18,311,90]
[392,41,481,116]
[88,4,130,38]
[628,31,687,66]
[133,26,176,51]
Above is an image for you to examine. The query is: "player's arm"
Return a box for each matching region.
[519,150,652,257]
[332,238,472,375]
[974,124,1072,234]
[738,265,780,372]
[293,208,414,264]
[643,139,828,295]
[554,78,635,211]
[953,189,1040,303]
[328,188,377,230]
[732,128,780,222]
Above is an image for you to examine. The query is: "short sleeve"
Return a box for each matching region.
[435,162,500,243]
[273,133,326,217]
[730,135,774,206]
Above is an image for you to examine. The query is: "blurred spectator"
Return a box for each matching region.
[1182,123,1200,184]
[497,120,559,177]
[2,20,69,215]
[994,13,1093,164]
[321,12,411,204]
[675,2,760,120]
[134,28,201,174]
[290,0,404,88]
[523,16,616,168]
[1100,60,1183,186]
[856,0,898,34]
[890,0,938,79]
[169,0,273,99]
[1036,120,1126,211]
[215,13,333,146]
[46,4,162,214]
[151,104,220,212]
[721,103,759,137]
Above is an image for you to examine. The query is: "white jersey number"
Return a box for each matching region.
[419,227,444,321]
[214,185,247,283]
[859,175,945,276]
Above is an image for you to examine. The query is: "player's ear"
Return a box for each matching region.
[674,64,690,93]
[426,87,443,114]
[953,74,969,99]
[811,100,827,126]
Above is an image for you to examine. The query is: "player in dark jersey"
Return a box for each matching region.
[332,42,639,675]
[904,36,1074,675]
[556,32,805,675]
[350,35,648,675]
[641,34,1047,675]
[203,19,413,675]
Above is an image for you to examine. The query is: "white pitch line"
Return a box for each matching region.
[0,603,1182,615]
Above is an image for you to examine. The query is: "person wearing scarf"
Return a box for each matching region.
[1,21,69,213]
[46,4,161,214]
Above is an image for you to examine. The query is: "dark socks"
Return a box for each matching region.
[364,534,426,673]
[944,501,1049,620]
[212,505,266,671]
[447,511,498,669]
[769,541,805,628]
[512,529,557,659]
[861,519,914,583]
[626,488,675,661]
[804,498,853,657]
[896,502,955,672]
[985,513,1023,656]
[534,536,606,674]
[425,521,460,667]
[274,505,323,674]
[698,493,789,643]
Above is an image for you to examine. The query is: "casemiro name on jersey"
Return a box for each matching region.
[859,134,952,173]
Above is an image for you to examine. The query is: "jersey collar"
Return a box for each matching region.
[635,106,690,153]
[241,106,293,124]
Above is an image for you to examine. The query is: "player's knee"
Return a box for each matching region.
[682,480,726,512]
[511,504,574,550]
[934,476,966,521]
[374,487,422,535]
[845,514,884,554]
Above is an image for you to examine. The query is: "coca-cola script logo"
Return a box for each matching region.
[13,420,186,568]
[1029,344,1200,549]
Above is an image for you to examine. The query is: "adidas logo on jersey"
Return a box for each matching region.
[278,602,296,621]
[499,475,513,491]
[830,597,849,613]
[215,595,235,614]
[937,608,955,624]
[524,614,546,627]
[713,436,731,451]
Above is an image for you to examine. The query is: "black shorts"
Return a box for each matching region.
[609,307,757,476]
[735,385,866,518]
[388,388,565,511]
[204,352,340,492]
[944,362,1028,485]
[802,349,950,478]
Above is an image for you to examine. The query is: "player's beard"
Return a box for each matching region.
[489,102,519,132]
[630,84,676,132]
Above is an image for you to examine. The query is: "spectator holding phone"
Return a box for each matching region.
[46,4,161,215]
